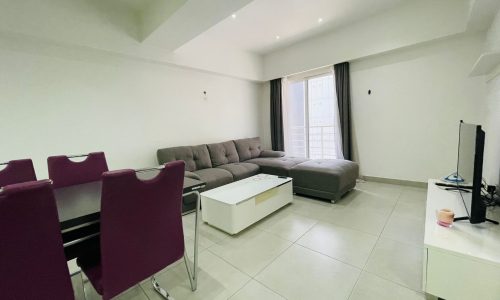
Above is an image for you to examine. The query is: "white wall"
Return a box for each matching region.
[350,34,487,182]
[263,0,469,80]
[482,9,500,188]
[483,69,500,188]
[258,81,272,150]
[0,39,264,179]
[484,9,500,52]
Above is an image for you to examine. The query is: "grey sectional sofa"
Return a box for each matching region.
[157,137,359,212]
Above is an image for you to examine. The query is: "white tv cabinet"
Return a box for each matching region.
[423,180,500,300]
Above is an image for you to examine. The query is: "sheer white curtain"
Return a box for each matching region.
[282,77,291,154]
[282,69,344,159]
[331,67,344,159]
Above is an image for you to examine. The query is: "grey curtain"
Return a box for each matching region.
[270,78,284,151]
[334,62,352,160]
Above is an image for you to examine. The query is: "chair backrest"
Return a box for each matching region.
[47,152,108,188]
[100,161,185,300]
[0,159,37,188]
[0,180,74,300]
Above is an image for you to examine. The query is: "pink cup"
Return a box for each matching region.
[436,209,454,227]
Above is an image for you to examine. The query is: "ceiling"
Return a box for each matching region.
[103,0,157,12]
[195,0,412,54]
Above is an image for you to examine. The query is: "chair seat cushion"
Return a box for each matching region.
[77,254,103,295]
[290,159,359,195]
[245,157,308,177]
[193,168,233,190]
[216,163,260,181]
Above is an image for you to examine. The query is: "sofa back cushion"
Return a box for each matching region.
[207,141,240,167]
[157,145,212,172]
[234,137,262,161]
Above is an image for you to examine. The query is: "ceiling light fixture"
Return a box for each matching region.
[231,14,236,19]
[318,18,323,23]
[276,35,280,40]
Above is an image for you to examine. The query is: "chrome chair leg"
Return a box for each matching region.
[80,271,87,300]
[182,190,200,292]
[183,252,196,291]
[151,276,175,300]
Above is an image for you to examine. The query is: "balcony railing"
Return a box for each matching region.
[288,125,338,159]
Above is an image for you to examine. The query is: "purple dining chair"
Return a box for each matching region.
[0,159,37,187]
[47,152,108,188]
[0,180,74,300]
[77,160,187,300]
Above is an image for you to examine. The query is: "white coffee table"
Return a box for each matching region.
[200,174,293,235]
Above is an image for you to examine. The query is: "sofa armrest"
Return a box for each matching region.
[259,150,286,158]
[185,171,201,180]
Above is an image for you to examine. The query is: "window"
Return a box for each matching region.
[284,73,341,159]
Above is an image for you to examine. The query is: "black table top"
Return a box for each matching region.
[56,177,205,230]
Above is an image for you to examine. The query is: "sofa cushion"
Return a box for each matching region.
[260,150,286,158]
[216,163,260,181]
[191,145,213,170]
[246,157,308,177]
[184,171,201,180]
[290,159,359,195]
[193,168,233,190]
[157,145,212,172]
[207,141,240,167]
[234,137,262,161]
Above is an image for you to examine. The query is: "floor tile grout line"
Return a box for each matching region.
[206,241,294,299]
[139,283,151,300]
[253,277,290,300]
[204,227,293,277]
[311,218,382,239]
[221,218,317,299]
[374,186,405,239]
[190,203,318,298]
[293,243,364,271]
[205,247,255,278]
[362,186,427,295]
[346,186,405,300]
[362,268,425,294]
[380,235,425,249]
[357,186,426,295]
[225,276,254,300]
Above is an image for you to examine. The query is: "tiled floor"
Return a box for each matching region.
[71,181,438,300]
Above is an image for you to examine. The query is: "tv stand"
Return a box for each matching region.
[453,216,499,225]
[423,179,500,299]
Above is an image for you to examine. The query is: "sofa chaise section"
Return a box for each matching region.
[245,157,308,177]
[234,137,358,201]
[290,159,359,202]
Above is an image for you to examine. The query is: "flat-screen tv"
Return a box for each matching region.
[456,120,487,224]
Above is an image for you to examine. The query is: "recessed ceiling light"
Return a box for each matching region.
[318,18,323,23]
[276,35,280,40]
[231,14,236,19]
